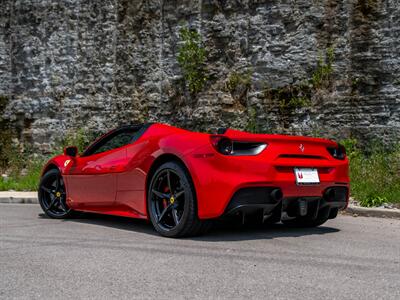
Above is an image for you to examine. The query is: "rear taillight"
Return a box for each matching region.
[327,144,346,160]
[210,136,267,156]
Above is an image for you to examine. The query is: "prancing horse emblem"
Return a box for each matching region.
[299,144,305,153]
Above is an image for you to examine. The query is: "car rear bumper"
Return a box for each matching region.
[185,147,349,219]
[222,185,348,219]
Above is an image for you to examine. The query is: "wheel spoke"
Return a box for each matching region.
[59,198,68,212]
[152,190,169,200]
[172,208,179,225]
[55,176,60,190]
[157,204,172,223]
[40,186,52,194]
[175,190,184,199]
[166,170,172,193]
[45,196,58,212]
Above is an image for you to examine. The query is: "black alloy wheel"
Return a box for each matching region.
[38,169,73,219]
[148,161,211,238]
[150,168,185,229]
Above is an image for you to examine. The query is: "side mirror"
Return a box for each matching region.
[64,146,78,157]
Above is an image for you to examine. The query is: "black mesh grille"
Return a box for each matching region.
[225,187,280,213]
[325,186,348,202]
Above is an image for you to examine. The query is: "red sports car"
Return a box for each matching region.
[39,123,349,237]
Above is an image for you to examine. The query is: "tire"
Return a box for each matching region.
[147,161,212,238]
[38,169,74,219]
[282,206,330,228]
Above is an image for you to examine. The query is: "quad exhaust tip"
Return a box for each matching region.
[270,189,283,202]
[324,188,336,202]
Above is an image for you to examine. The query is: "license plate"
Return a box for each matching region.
[294,168,320,185]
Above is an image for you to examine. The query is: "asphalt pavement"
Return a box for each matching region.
[1,203,399,299]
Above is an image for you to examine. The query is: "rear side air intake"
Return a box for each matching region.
[210,135,267,156]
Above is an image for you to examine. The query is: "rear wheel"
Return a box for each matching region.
[38,169,73,219]
[147,161,211,238]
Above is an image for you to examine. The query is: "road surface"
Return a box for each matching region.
[1,204,399,299]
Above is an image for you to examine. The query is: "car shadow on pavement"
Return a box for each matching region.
[39,212,340,241]
[38,212,158,236]
[193,221,340,242]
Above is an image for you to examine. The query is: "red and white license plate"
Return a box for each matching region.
[294,168,320,185]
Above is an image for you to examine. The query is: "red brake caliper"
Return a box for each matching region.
[162,185,169,208]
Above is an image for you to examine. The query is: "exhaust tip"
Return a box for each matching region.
[325,188,336,202]
[270,189,283,202]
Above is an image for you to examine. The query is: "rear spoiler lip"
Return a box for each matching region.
[220,128,337,146]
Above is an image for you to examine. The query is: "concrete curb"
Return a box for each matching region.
[0,192,38,204]
[1,192,399,220]
[341,204,400,220]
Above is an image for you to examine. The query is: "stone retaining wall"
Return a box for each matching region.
[0,0,399,152]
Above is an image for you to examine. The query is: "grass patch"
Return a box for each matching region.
[0,160,43,191]
[343,139,400,207]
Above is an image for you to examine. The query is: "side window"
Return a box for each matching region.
[92,130,137,155]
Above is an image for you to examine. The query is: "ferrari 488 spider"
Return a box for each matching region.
[39,123,349,237]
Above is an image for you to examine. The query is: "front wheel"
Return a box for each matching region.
[38,169,74,219]
[147,161,211,238]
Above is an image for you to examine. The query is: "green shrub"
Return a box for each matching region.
[0,160,43,191]
[177,27,208,94]
[226,71,252,95]
[0,128,100,191]
[57,128,98,154]
[0,129,14,170]
[279,96,311,112]
[0,142,44,191]
[264,84,312,112]
[343,139,400,207]
[311,46,334,89]
[263,47,334,114]
[245,107,259,133]
[0,95,13,170]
